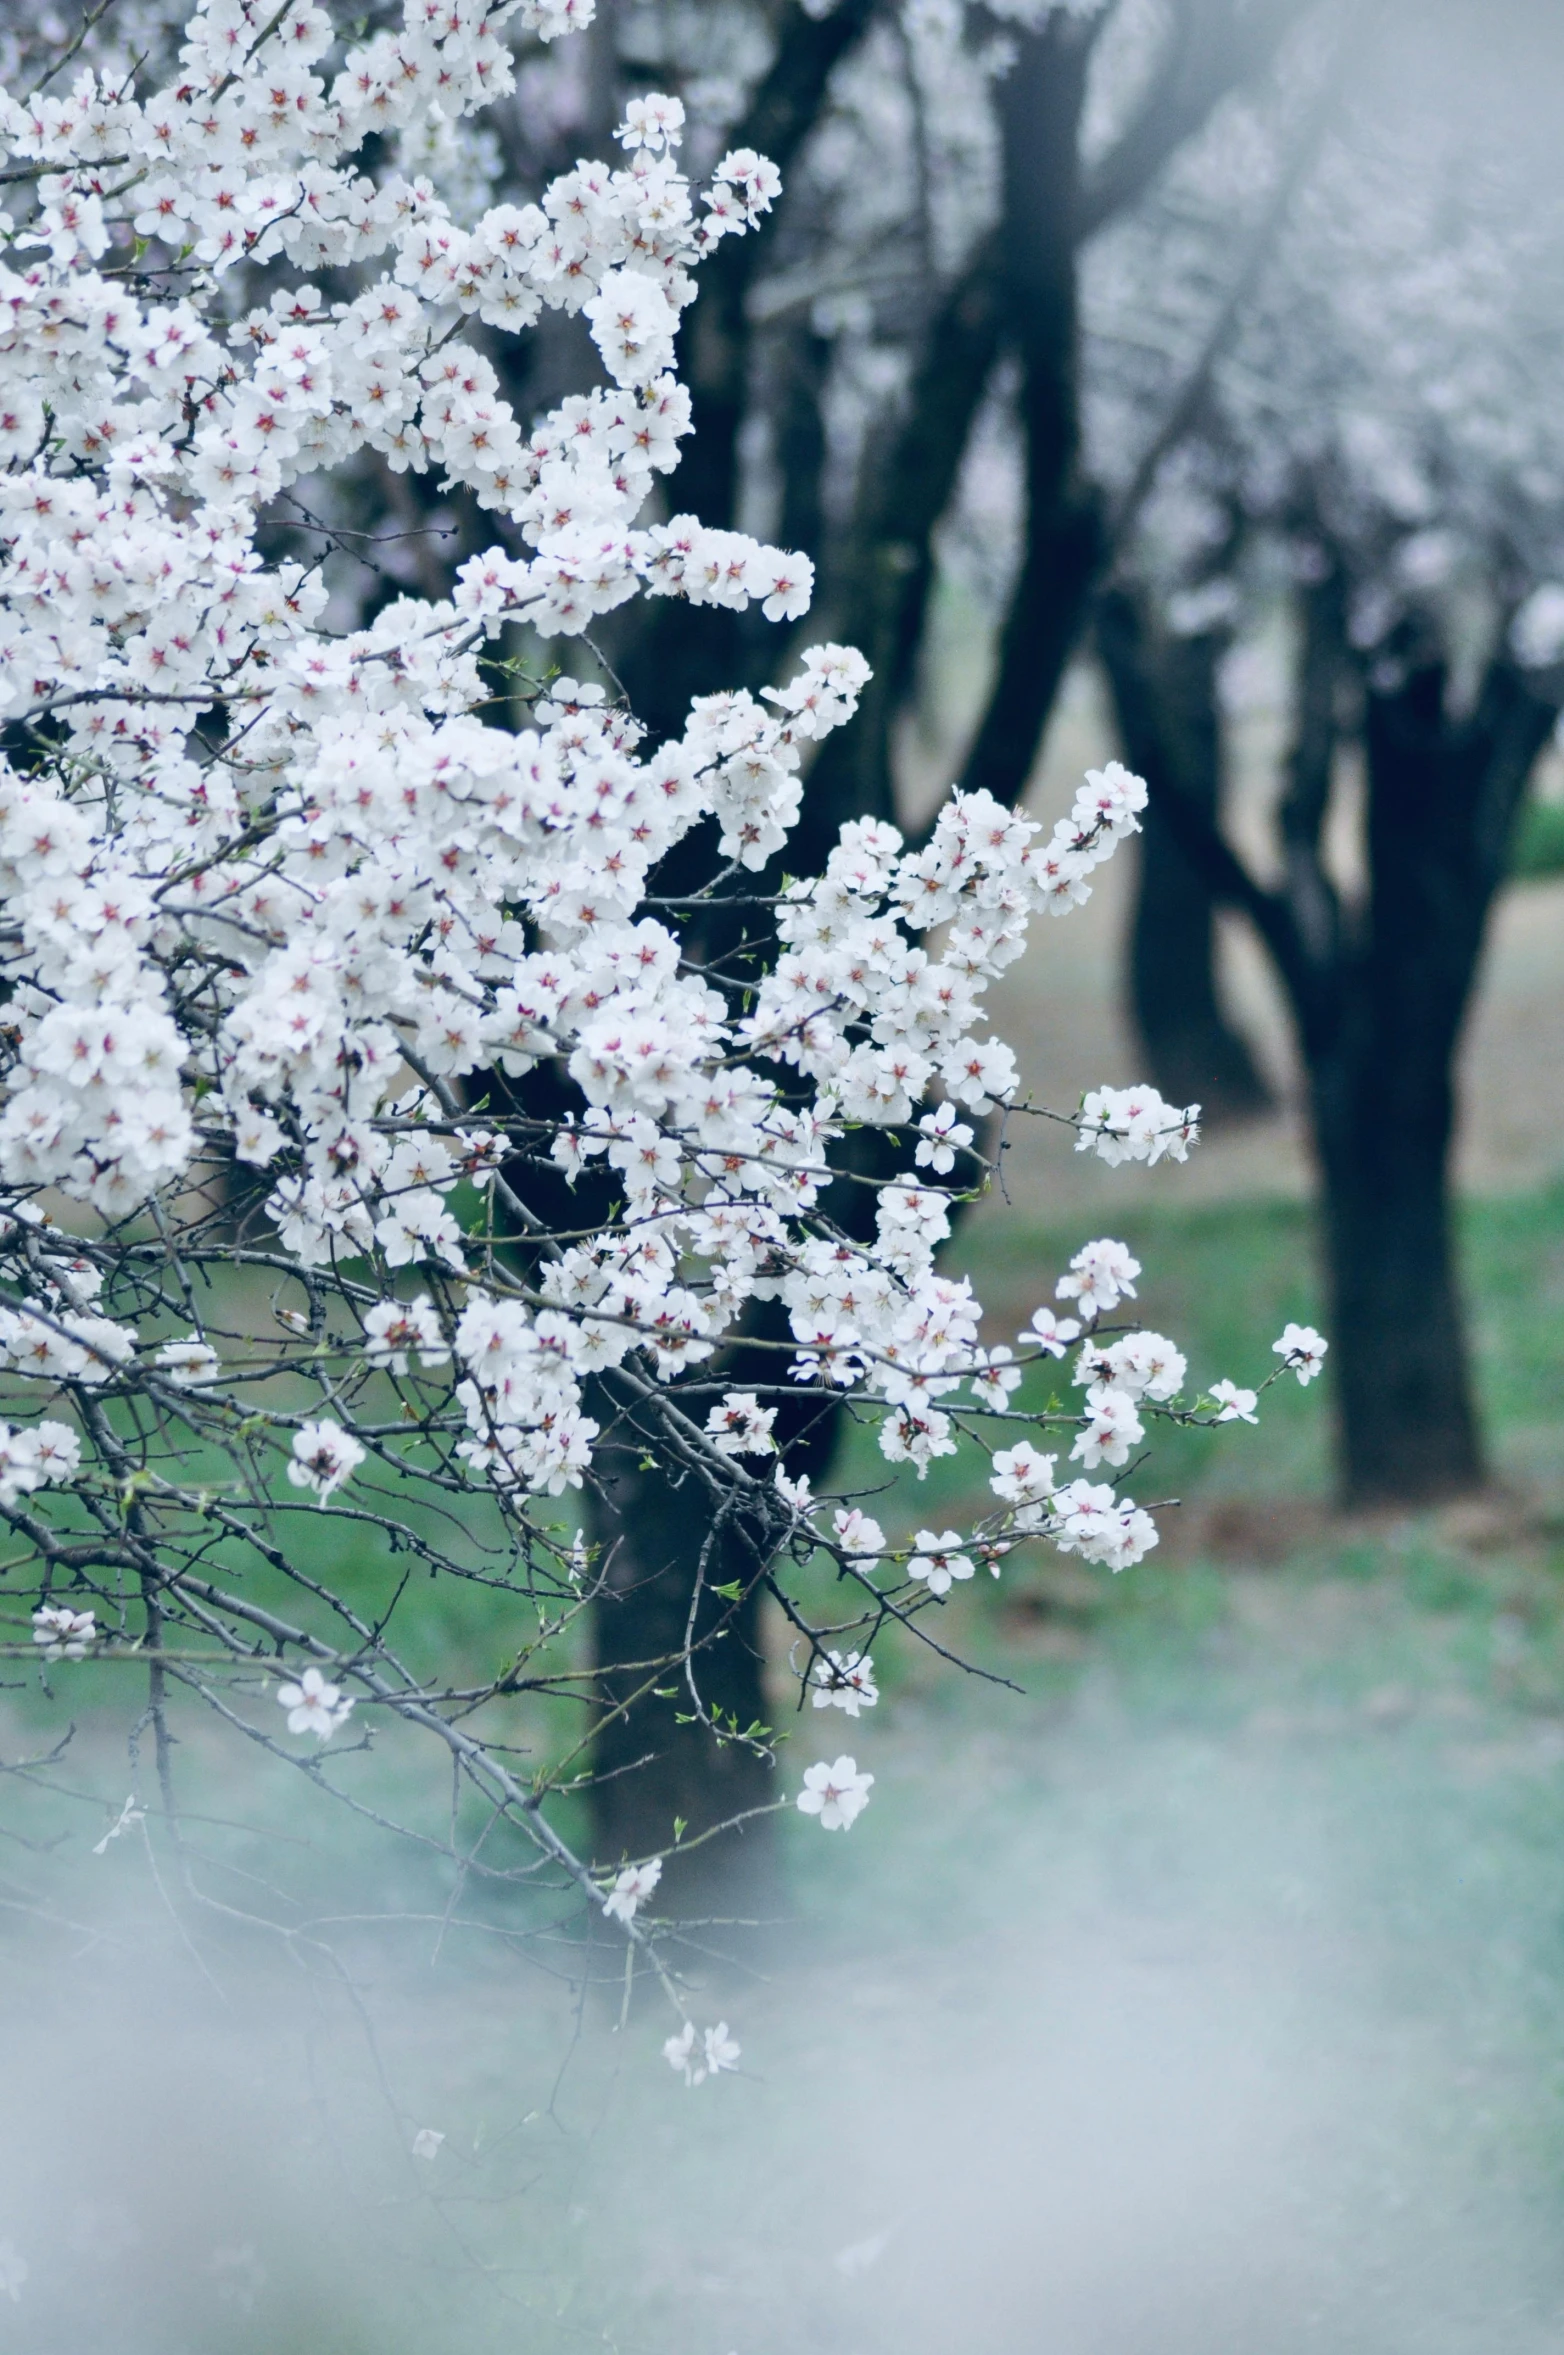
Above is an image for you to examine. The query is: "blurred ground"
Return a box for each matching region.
[3,646,1563,2351]
[4,1196,1564,2354]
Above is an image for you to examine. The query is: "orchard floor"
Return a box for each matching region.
[5,1195,1564,2354]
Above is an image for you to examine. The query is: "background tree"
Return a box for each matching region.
[1086,0,1564,1499]
[571,0,1326,1873]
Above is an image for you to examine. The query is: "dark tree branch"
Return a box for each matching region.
[675,0,880,533]
[957,16,1101,808]
[806,235,1006,835]
[1097,585,1273,1116]
[1278,558,1348,973]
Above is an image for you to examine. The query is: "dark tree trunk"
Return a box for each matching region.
[1097,587,1271,1118]
[1309,1032,1479,1504]
[1136,607,1556,1507]
[585,1125,908,1904]
[587,1298,847,1909]
[959,17,1104,809]
[1305,656,1553,1503]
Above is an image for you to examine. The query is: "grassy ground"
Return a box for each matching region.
[3,1186,1564,2353]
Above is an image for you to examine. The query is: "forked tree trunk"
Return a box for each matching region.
[1138,620,1555,1508]
[1097,588,1272,1119]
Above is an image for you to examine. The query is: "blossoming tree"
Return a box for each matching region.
[1084,12,1564,1502]
[0,0,1320,2078]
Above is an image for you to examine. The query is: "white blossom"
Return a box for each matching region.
[155,1337,221,1387]
[1020,1305,1082,1358]
[703,2021,741,2075]
[287,1422,365,1504]
[1070,1385,1146,1470]
[663,2018,740,2084]
[363,1297,449,1374]
[603,1856,663,1922]
[1056,1239,1141,1319]
[797,1754,874,1830]
[32,1603,96,1659]
[1273,1324,1329,1384]
[1076,1083,1200,1166]
[1209,1379,1259,1424]
[832,1507,885,1555]
[990,1441,1057,1507]
[907,1529,975,1596]
[809,1650,878,1715]
[276,1665,354,1741]
[705,1391,777,1457]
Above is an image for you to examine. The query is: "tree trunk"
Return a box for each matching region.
[1135,618,1556,1507]
[959,17,1103,809]
[1309,1031,1481,1503]
[1301,655,1554,1504]
[585,1357,782,1909]
[1097,587,1272,1118]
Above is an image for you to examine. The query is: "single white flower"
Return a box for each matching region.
[155,1336,221,1387]
[832,1507,885,1555]
[286,1420,365,1505]
[907,1530,974,1596]
[411,2128,445,2160]
[1273,1323,1328,1384]
[774,1465,814,1513]
[703,2022,741,2075]
[603,1856,662,1923]
[276,1664,354,1741]
[990,1441,1057,1507]
[797,1754,874,1830]
[1070,1385,1144,1469]
[1019,1305,1081,1358]
[32,1603,96,1660]
[1209,1379,1259,1424]
[705,1390,777,1456]
[363,1295,449,1374]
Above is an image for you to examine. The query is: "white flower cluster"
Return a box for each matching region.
[0,3,802,1215]
[663,2019,741,2086]
[0,1,1206,1558]
[1075,1083,1200,1167]
[0,0,1325,2089]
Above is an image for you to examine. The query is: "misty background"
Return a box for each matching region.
[6,0,1564,2347]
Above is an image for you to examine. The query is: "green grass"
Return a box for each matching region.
[1513,795,1564,878]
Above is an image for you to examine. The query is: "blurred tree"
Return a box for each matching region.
[1093,8,1564,1500]
[258,0,1331,1870]
[582,0,1320,1882]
